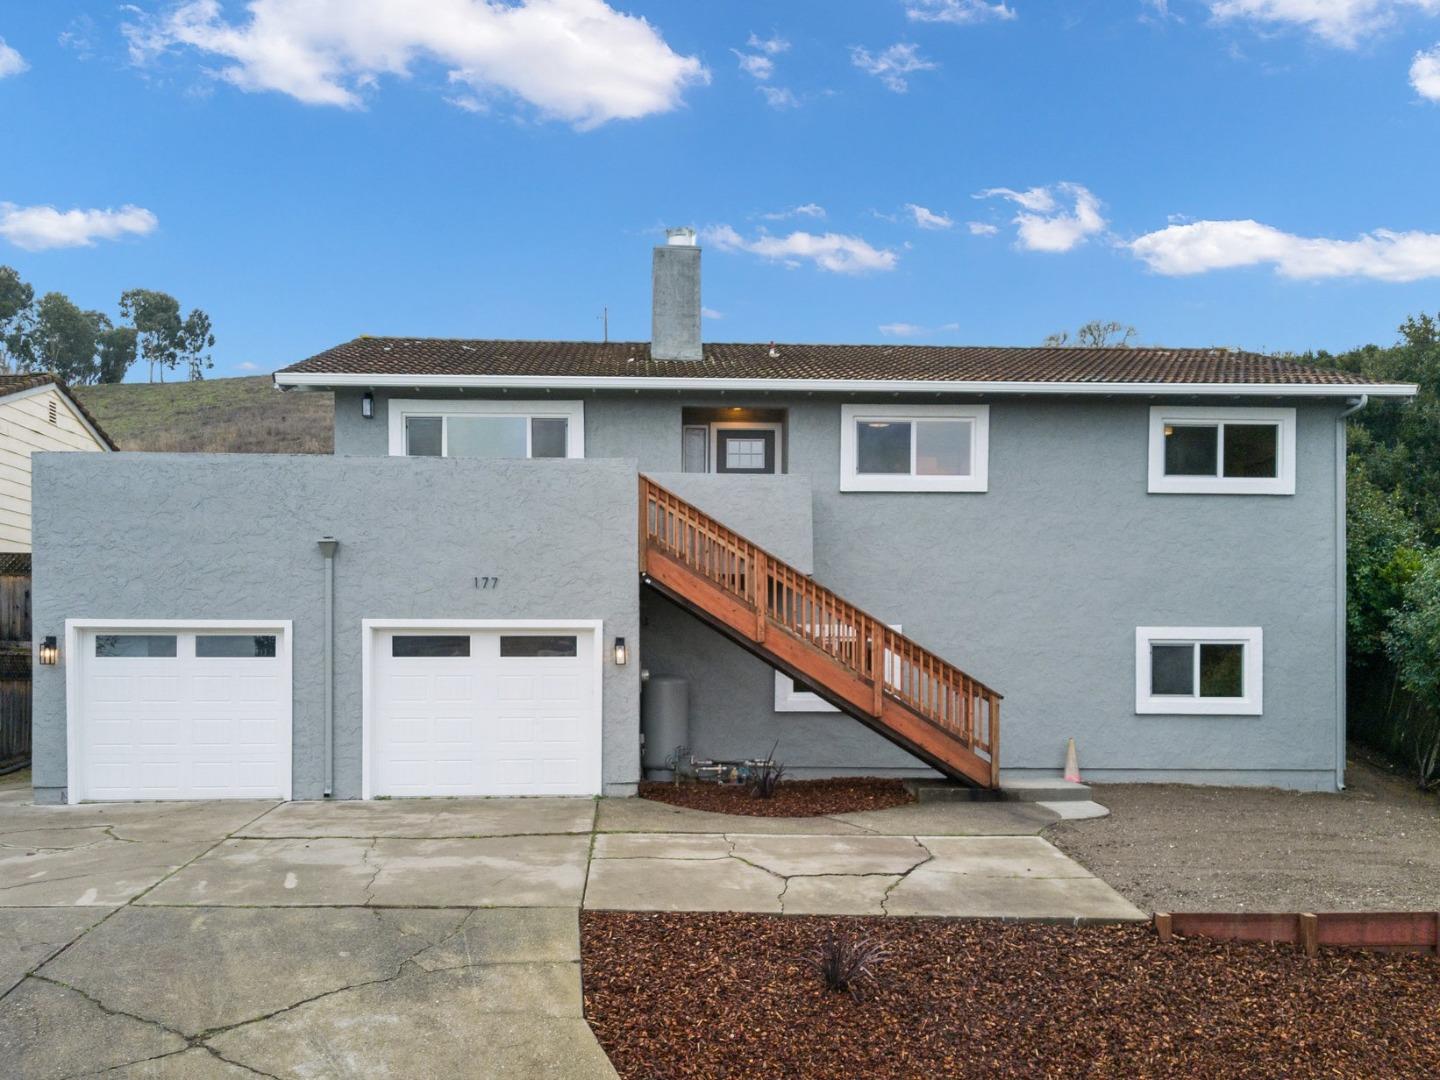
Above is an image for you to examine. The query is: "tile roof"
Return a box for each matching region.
[0,373,115,448]
[278,337,1387,388]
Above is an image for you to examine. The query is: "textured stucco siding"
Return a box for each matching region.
[31,453,641,802]
[340,388,1343,788]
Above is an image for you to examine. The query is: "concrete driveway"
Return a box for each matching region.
[0,775,1139,1079]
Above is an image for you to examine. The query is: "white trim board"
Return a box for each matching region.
[385,399,585,458]
[1148,405,1296,496]
[360,618,604,800]
[1134,626,1263,716]
[840,403,988,493]
[276,371,1417,399]
[64,618,294,804]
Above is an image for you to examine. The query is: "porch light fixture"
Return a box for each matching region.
[38,636,58,666]
[361,391,375,419]
[613,637,628,666]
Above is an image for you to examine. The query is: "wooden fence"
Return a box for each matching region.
[0,559,31,771]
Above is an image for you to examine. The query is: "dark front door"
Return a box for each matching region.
[715,428,777,474]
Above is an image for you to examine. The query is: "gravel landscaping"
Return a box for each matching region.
[1048,755,1440,912]
[581,911,1440,1080]
[637,777,914,817]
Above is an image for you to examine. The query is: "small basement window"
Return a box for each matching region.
[840,404,988,492]
[388,401,583,459]
[1148,407,1295,495]
[1134,627,1262,715]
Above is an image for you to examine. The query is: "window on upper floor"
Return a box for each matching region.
[1134,626,1263,715]
[840,404,989,492]
[387,400,584,459]
[1147,406,1295,495]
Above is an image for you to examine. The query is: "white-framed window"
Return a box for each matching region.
[775,624,900,712]
[387,400,584,459]
[840,404,989,492]
[1147,406,1294,495]
[1134,626,1263,716]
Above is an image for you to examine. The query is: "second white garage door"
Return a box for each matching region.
[367,622,601,797]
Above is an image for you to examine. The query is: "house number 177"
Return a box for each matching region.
[475,577,500,589]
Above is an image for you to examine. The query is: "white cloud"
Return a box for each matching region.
[879,320,960,336]
[1129,218,1440,281]
[905,203,954,230]
[123,0,708,130]
[1208,1,1440,48]
[905,0,1017,24]
[236,361,260,371]
[761,203,827,220]
[702,224,899,274]
[967,220,999,235]
[0,203,159,252]
[733,31,796,107]
[701,307,724,320]
[1412,44,1440,99]
[850,43,937,92]
[0,37,27,78]
[733,50,774,80]
[747,33,790,56]
[975,182,1106,252]
[757,84,799,108]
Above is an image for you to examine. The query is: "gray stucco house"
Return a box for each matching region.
[28,232,1415,804]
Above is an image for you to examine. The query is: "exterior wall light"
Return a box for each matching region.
[613,637,628,666]
[38,636,58,666]
[361,391,375,420]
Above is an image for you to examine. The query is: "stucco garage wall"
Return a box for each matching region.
[30,453,642,802]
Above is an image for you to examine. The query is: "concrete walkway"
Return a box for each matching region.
[0,777,1139,1078]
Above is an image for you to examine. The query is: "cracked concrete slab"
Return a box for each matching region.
[137,837,379,907]
[592,833,734,860]
[585,852,784,913]
[729,834,931,878]
[0,906,114,994]
[413,907,580,969]
[781,874,901,915]
[884,870,1146,920]
[826,800,1060,836]
[0,838,215,906]
[241,797,597,839]
[206,965,619,1080]
[367,835,591,907]
[596,797,871,835]
[0,977,187,1080]
[0,801,277,846]
[38,905,469,1035]
[918,835,1097,878]
[77,1046,265,1078]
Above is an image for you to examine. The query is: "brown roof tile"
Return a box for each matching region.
[277,337,1388,388]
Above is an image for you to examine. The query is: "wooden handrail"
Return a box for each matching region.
[639,476,1001,768]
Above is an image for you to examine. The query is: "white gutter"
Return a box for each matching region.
[1333,395,1369,792]
[273,371,1418,398]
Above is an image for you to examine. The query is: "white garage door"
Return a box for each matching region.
[71,625,292,802]
[369,625,600,797]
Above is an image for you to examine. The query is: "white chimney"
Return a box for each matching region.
[652,227,702,361]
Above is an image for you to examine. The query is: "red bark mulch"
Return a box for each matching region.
[581,911,1440,1079]
[637,777,913,817]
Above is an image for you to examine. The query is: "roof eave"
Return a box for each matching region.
[272,371,1418,399]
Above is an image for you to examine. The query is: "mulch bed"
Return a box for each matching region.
[581,912,1440,1079]
[637,777,913,817]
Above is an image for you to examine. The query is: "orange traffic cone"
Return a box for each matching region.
[1063,738,1081,783]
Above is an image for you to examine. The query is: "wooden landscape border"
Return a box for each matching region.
[1155,911,1440,958]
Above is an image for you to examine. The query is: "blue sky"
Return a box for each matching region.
[2,0,1440,376]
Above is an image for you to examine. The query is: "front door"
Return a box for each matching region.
[714,427,778,474]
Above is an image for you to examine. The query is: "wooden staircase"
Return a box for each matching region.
[639,477,1001,788]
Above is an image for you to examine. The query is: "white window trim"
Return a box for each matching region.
[840,404,989,493]
[1134,626,1263,716]
[386,399,585,458]
[775,623,900,712]
[64,619,294,804]
[708,420,783,474]
[360,618,603,800]
[1147,406,1295,495]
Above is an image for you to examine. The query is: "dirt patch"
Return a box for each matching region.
[581,911,1440,1080]
[637,778,913,818]
[1049,755,1440,912]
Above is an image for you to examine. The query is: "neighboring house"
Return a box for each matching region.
[0,374,113,554]
[28,233,1416,805]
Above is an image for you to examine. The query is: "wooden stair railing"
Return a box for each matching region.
[639,476,1001,788]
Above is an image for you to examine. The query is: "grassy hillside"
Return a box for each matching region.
[75,376,333,453]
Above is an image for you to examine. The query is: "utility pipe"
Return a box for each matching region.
[1334,396,1367,792]
[317,537,339,798]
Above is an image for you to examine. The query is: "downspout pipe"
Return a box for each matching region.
[318,537,339,798]
[1334,396,1367,792]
